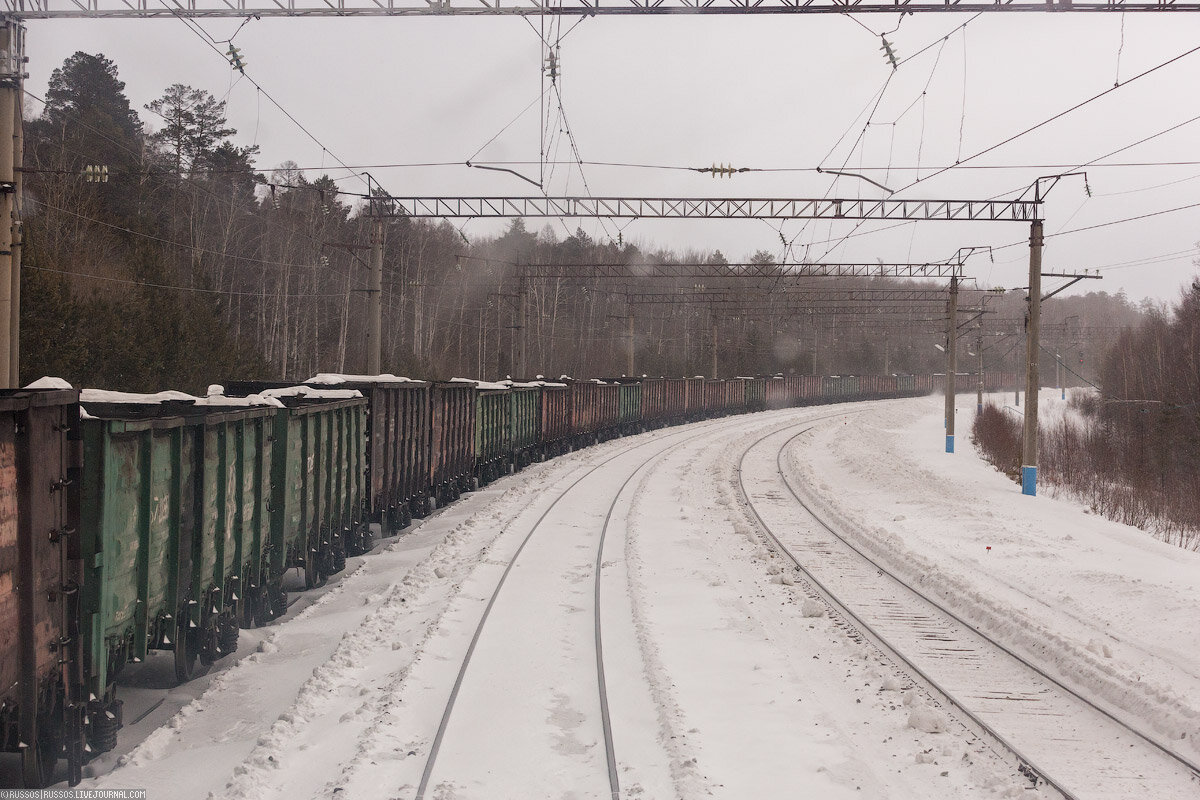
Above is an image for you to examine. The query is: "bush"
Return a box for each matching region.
[971,403,1021,482]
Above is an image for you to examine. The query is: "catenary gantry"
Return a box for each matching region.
[8,0,1200,17]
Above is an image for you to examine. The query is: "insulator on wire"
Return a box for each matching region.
[227,45,247,74]
[880,36,899,70]
[699,163,738,178]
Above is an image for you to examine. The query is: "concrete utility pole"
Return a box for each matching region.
[366,215,383,375]
[945,275,958,453]
[710,321,718,379]
[977,322,985,415]
[626,310,634,376]
[9,66,20,388]
[1022,219,1044,496]
[519,281,528,378]
[0,19,21,389]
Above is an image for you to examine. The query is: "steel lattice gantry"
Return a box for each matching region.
[8,0,1200,17]
[520,261,964,280]
[376,196,1040,222]
[621,288,949,304]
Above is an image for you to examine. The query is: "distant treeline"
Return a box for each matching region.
[22,52,1150,393]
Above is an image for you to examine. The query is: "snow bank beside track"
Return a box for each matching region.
[786,394,1200,759]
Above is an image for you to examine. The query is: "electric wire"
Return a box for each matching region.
[892,41,1200,197]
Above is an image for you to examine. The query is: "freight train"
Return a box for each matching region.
[0,369,1016,787]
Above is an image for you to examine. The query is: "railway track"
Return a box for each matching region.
[736,421,1200,800]
[414,406,872,799]
[413,417,733,799]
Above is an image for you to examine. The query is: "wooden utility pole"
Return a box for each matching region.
[945,275,958,453]
[366,216,383,374]
[1022,220,1044,496]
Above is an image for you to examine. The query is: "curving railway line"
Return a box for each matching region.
[736,420,1200,800]
[409,418,727,799]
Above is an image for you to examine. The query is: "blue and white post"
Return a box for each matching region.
[945,275,958,454]
[1021,219,1044,496]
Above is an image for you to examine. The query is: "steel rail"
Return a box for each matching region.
[414,417,729,800]
[769,427,1200,782]
[736,419,1200,798]
[734,420,1077,798]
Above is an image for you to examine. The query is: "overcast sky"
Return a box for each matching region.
[26,13,1200,305]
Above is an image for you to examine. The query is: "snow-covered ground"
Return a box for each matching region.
[78,394,1200,799]
[796,391,1200,758]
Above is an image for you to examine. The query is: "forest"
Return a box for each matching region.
[24,52,1150,394]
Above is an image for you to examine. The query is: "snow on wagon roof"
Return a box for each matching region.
[306,373,418,385]
[257,386,363,400]
[24,376,74,390]
[449,377,510,391]
[81,388,287,408]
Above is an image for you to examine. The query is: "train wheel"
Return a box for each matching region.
[199,620,220,667]
[218,617,239,656]
[240,590,255,628]
[174,620,196,683]
[269,583,288,619]
[304,547,320,590]
[85,700,121,758]
[252,585,271,627]
[86,699,121,755]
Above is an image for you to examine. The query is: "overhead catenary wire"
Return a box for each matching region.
[25,264,347,299]
[159,0,374,196]
[29,197,375,285]
[893,40,1200,197]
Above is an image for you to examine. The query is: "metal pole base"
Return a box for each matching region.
[1021,465,1038,496]
[945,435,955,453]
[977,403,983,414]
